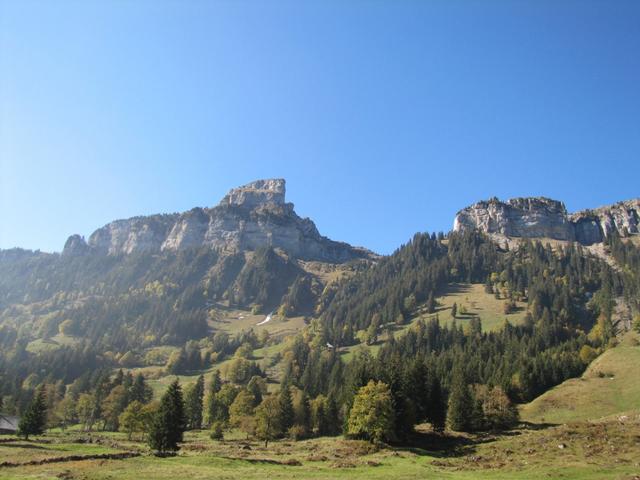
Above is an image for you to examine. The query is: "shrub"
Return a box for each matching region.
[209,421,225,440]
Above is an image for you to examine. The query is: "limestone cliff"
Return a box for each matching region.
[454,197,639,245]
[63,179,370,262]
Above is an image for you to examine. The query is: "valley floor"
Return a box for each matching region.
[2,418,640,480]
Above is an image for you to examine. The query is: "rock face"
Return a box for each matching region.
[454,197,640,245]
[63,179,369,262]
[61,234,91,256]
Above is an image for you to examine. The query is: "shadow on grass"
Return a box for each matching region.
[0,442,49,450]
[519,421,560,430]
[389,431,478,459]
[389,422,559,459]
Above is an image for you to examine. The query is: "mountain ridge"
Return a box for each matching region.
[62,179,372,263]
[454,196,640,245]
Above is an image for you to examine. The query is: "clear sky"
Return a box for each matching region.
[1,1,639,255]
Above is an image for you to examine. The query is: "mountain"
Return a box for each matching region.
[0,179,376,371]
[453,197,640,245]
[1,186,639,442]
[63,178,370,263]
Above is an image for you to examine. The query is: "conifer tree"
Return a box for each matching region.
[130,374,152,404]
[147,379,186,455]
[293,391,312,437]
[426,291,436,314]
[427,376,446,432]
[447,368,473,432]
[209,370,222,394]
[18,386,47,440]
[184,375,204,430]
[279,385,295,432]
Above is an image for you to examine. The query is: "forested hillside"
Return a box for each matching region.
[3,225,637,446]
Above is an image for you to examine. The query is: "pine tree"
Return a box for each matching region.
[130,374,152,404]
[293,391,312,437]
[324,393,340,435]
[426,291,436,314]
[147,379,186,455]
[209,370,222,394]
[184,375,204,430]
[427,376,446,432]
[446,369,473,432]
[279,385,295,432]
[18,386,47,440]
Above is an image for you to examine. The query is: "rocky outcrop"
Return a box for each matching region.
[220,178,286,208]
[86,214,178,255]
[63,179,370,262]
[454,197,640,245]
[61,234,91,256]
[569,199,640,242]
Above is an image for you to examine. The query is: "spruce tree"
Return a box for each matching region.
[426,291,436,314]
[18,386,48,440]
[446,368,473,432]
[148,379,186,455]
[184,375,204,430]
[209,370,222,394]
[427,377,446,432]
[130,374,152,404]
[279,385,295,433]
[293,391,312,437]
[324,393,340,435]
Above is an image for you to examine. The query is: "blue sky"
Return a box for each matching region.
[1,1,639,255]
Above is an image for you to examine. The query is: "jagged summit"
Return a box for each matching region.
[62,179,370,262]
[454,196,640,245]
[220,178,286,208]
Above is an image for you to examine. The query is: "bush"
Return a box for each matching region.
[287,424,308,440]
[579,345,599,365]
[209,421,225,440]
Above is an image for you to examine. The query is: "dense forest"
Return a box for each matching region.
[2,229,639,447]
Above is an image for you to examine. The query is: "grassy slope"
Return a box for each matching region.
[432,283,526,332]
[340,283,525,363]
[521,332,640,424]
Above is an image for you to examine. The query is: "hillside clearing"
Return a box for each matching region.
[521,332,640,424]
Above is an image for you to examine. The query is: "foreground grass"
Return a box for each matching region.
[2,418,640,480]
[521,331,640,424]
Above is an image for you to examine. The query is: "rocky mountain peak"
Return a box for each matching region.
[454,196,639,245]
[220,178,286,208]
[62,179,370,262]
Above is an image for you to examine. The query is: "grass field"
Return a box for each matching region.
[26,334,80,354]
[521,331,640,424]
[433,283,527,331]
[2,419,640,479]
